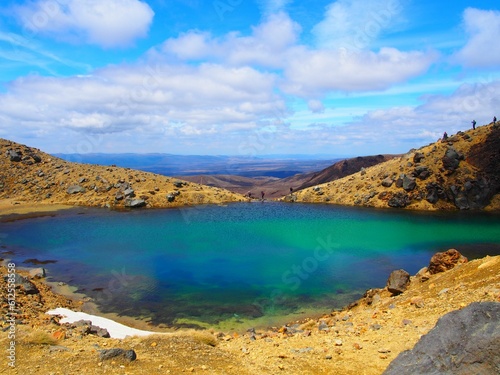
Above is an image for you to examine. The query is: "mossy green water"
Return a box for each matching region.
[2,203,499,330]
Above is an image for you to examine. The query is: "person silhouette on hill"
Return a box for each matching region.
[494,116,497,124]
[472,120,476,130]
[443,132,448,141]
[261,191,265,201]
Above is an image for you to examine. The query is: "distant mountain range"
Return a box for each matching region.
[54,153,342,178]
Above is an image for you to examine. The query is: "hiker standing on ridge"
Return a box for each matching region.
[472,120,476,130]
[494,116,497,124]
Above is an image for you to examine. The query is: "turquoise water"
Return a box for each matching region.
[1,203,499,329]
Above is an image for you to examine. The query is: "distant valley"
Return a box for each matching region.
[56,153,396,198]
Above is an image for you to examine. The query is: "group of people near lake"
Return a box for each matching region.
[443,116,496,141]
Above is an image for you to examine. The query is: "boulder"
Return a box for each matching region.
[388,192,410,208]
[383,302,500,375]
[449,178,491,210]
[381,177,393,187]
[66,185,86,194]
[90,325,110,338]
[99,348,137,361]
[402,175,416,191]
[442,147,462,171]
[414,165,430,180]
[173,181,185,188]
[166,193,176,202]
[4,274,39,294]
[413,152,425,163]
[7,149,22,162]
[123,188,135,197]
[386,269,410,295]
[428,249,467,274]
[124,198,146,208]
[29,267,46,278]
[30,154,42,163]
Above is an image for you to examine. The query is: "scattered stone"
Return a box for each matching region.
[370,324,382,331]
[7,149,22,162]
[442,147,463,171]
[402,175,416,191]
[124,198,146,208]
[378,348,391,354]
[410,297,424,308]
[99,348,137,361]
[413,152,425,163]
[334,339,343,346]
[123,188,135,197]
[66,185,86,194]
[29,267,46,279]
[383,302,500,375]
[173,181,185,188]
[381,177,393,187]
[318,321,328,331]
[388,192,410,208]
[386,269,410,295]
[402,319,412,326]
[428,249,468,275]
[167,193,176,202]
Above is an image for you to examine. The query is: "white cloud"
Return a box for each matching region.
[16,0,154,48]
[307,100,325,113]
[340,79,500,151]
[312,0,404,50]
[454,8,500,68]
[0,60,286,145]
[156,12,300,68]
[282,47,437,96]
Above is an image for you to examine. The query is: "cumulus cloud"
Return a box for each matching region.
[156,12,300,68]
[0,59,286,146]
[282,47,437,96]
[454,8,500,68]
[307,100,325,113]
[312,0,404,50]
[16,0,154,48]
[340,79,500,151]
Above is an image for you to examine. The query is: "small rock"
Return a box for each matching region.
[334,339,343,346]
[99,348,137,361]
[410,297,425,308]
[428,249,468,274]
[66,185,86,194]
[386,269,410,295]
[378,348,391,353]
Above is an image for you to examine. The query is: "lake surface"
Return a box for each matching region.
[1,203,499,330]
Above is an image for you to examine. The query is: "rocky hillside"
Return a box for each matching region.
[292,123,500,210]
[0,138,246,210]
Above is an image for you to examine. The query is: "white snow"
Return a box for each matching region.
[47,308,165,339]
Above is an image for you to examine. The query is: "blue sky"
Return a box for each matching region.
[0,0,499,156]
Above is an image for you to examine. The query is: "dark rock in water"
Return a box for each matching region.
[7,149,22,162]
[124,198,146,208]
[386,269,410,295]
[99,348,137,361]
[67,185,86,194]
[388,192,410,208]
[402,175,416,191]
[383,302,500,375]
[428,249,467,275]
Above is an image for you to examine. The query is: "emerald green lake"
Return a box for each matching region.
[1,203,499,330]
